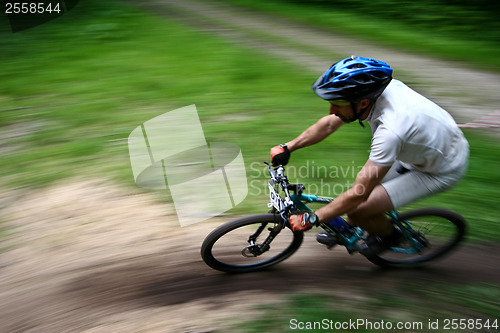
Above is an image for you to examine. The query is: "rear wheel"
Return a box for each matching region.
[201,213,303,273]
[367,208,466,268]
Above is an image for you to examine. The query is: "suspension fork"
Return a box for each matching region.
[247,215,284,255]
[248,223,268,246]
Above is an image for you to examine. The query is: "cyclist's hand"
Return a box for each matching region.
[270,144,290,166]
[289,212,318,232]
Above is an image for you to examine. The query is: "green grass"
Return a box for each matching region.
[0,0,316,187]
[237,283,500,333]
[219,0,500,71]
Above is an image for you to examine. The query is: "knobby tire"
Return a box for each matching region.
[367,208,466,268]
[201,213,303,273]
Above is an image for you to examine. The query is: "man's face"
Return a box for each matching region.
[328,98,371,123]
[329,100,354,123]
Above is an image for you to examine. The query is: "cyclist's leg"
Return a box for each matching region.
[347,184,394,236]
[349,163,466,236]
[347,161,407,236]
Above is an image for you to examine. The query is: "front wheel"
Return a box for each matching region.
[201,213,303,273]
[366,208,467,268]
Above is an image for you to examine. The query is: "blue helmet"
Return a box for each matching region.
[312,56,393,102]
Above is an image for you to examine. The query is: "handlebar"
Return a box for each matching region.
[265,162,284,181]
[265,162,305,197]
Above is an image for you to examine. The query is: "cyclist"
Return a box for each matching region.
[270,56,469,256]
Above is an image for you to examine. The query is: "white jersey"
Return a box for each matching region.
[367,79,469,175]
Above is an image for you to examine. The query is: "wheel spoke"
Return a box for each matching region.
[367,208,466,268]
[201,214,303,273]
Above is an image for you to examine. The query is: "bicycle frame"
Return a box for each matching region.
[267,163,425,255]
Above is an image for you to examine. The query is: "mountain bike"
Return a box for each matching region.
[201,163,467,273]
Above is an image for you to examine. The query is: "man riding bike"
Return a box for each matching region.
[270,56,469,256]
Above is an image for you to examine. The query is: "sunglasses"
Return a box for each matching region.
[328,99,351,107]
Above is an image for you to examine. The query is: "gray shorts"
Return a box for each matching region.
[381,160,468,209]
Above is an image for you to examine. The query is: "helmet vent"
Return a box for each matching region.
[331,81,350,88]
[327,71,342,80]
[353,75,373,84]
[372,71,390,79]
[347,63,367,69]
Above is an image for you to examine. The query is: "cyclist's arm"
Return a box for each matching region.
[286,115,344,152]
[314,159,391,222]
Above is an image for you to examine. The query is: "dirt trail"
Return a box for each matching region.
[1,180,499,332]
[2,2,500,332]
